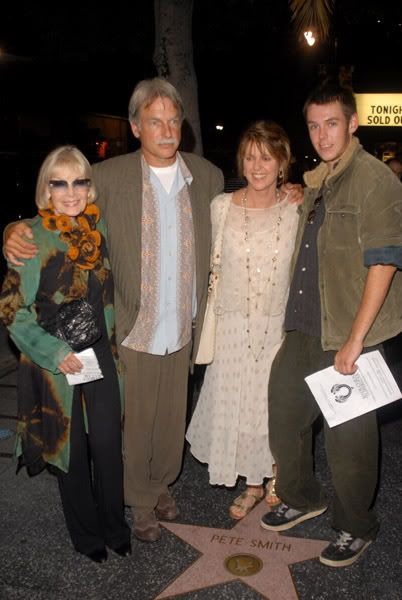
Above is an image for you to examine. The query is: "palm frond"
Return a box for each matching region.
[289,0,335,41]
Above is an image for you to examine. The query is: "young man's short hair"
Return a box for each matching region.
[303,80,357,121]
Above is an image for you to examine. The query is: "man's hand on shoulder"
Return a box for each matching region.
[4,222,37,266]
[282,182,303,205]
[334,337,363,375]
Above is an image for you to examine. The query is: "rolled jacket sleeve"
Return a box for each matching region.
[361,174,402,254]
[364,246,402,268]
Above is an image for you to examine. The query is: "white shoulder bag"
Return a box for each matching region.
[195,196,231,364]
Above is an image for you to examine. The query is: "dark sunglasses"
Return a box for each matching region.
[49,178,91,191]
[307,194,323,225]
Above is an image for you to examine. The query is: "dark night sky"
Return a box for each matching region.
[1,0,402,172]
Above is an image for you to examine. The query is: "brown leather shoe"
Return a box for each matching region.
[133,511,161,542]
[155,493,179,521]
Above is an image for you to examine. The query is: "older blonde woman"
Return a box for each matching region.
[187,122,299,519]
[0,146,130,562]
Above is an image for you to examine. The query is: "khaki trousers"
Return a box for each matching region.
[120,343,191,514]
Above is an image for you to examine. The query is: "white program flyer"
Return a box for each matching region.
[305,350,402,427]
[66,348,103,386]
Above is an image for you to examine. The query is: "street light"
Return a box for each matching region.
[304,31,316,46]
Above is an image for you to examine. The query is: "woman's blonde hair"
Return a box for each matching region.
[35,145,96,209]
[236,120,291,183]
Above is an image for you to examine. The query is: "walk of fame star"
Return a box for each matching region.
[156,501,328,599]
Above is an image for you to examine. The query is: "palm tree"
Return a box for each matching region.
[153,0,203,155]
[289,0,335,42]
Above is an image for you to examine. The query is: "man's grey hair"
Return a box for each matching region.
[128,77,184,124]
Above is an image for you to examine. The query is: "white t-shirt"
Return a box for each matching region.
[149,159,179,194]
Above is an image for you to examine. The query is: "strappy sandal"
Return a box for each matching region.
[265,475,281,506]
[229,486,264,520]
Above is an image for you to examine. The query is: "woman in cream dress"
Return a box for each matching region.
[187,121,299,519]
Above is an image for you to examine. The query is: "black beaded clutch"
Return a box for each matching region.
[40,298,101,351]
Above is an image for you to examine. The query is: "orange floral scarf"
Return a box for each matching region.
[39,203,101,270]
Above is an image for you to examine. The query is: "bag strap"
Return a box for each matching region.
[210,194,232,272]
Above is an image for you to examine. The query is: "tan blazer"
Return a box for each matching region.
[92,150,224,360]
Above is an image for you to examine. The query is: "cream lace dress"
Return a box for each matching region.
[186,192,298,486]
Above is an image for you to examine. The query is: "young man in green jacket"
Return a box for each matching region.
[261,80,402,567]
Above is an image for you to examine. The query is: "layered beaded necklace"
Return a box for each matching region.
[242,188,282,363]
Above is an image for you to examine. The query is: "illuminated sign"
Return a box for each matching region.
[355,94,402,126]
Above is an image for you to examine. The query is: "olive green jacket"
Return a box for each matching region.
[292,137,402,350]
[92,150,224,362]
